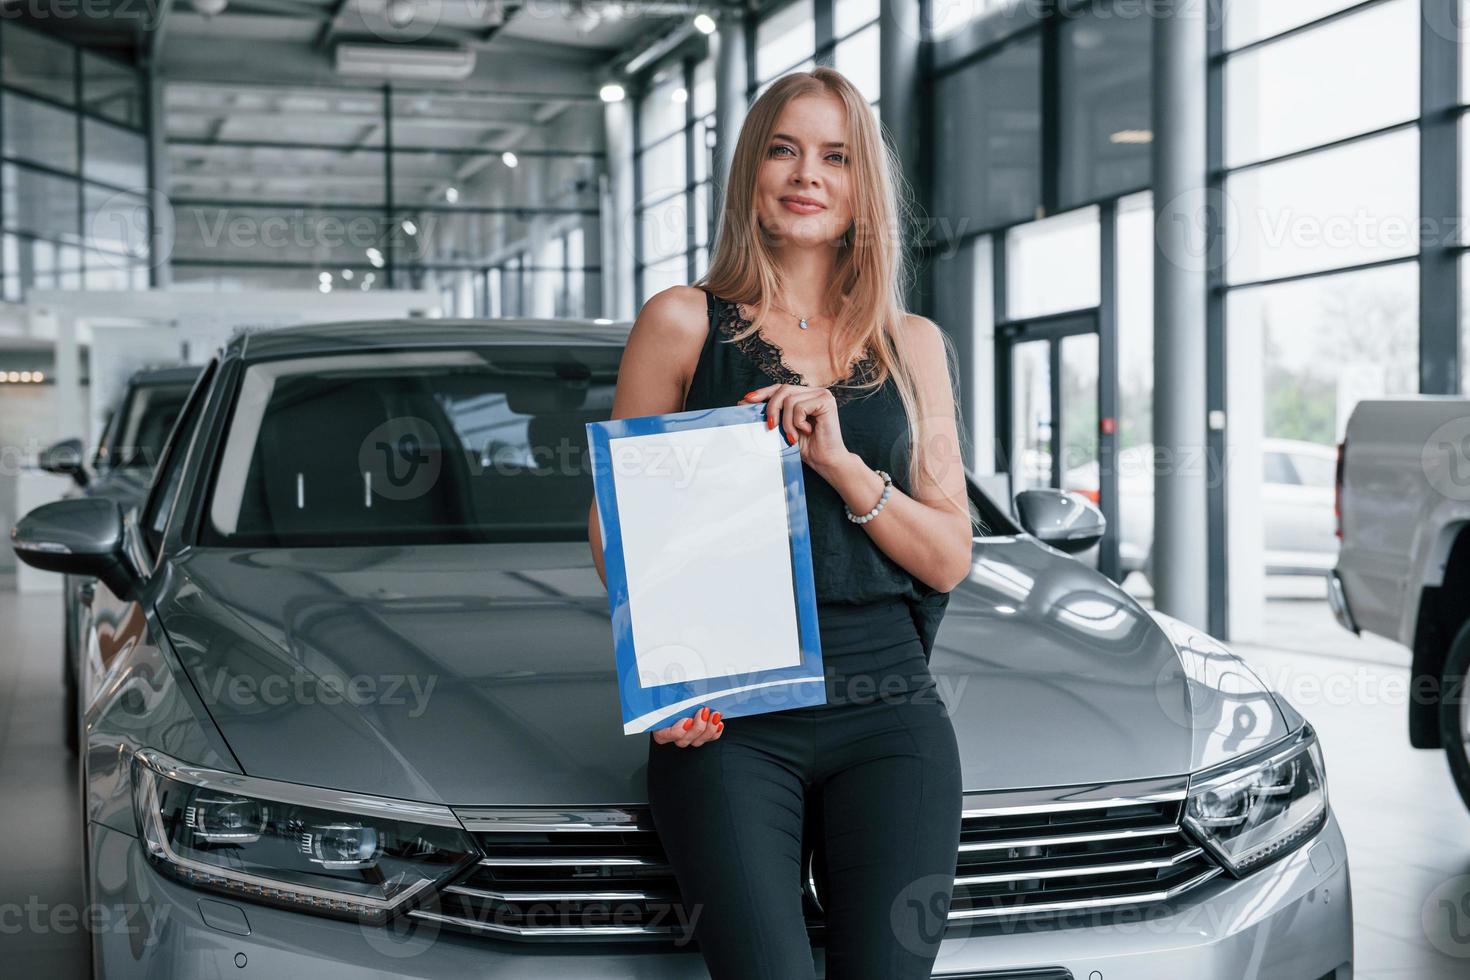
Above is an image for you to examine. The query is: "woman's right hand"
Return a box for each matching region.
[650,706,724,747]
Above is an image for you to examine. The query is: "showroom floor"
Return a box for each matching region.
[0,579,89,977]
[1,579,1467,978]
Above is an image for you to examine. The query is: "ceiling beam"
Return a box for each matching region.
[227,0,334,20]
[140,0,177,66]
[314,0,354,49]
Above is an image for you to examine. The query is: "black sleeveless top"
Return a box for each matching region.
[684,288,951,692]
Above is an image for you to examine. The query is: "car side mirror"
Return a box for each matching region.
[1014,488,1106,555]
[10,498,140,600]
[39,437,90,488]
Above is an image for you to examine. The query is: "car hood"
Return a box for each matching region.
[157,538,1292,806]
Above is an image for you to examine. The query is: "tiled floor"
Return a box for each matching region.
[2,578,1468,978]
[0,580,89,977]
[1234,594,1470,980]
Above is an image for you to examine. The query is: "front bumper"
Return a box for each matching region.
[1326,569,1360,635]
[89,808,1353,980]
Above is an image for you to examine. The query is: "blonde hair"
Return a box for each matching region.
[694,66,977,531]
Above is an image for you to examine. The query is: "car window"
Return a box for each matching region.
[1262,452,1299,486]
[139,364,217,560]
[1289,452,1336,488]
[199,346,622,547]
[91,408,116,469]
[103,382,194,470]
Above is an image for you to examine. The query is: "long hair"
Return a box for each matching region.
[694,66,977,532]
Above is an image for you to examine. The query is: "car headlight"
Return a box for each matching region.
[130,748,478,923]
[1182,723,1328,876]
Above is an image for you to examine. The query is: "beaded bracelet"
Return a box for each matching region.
[844,468,893,524]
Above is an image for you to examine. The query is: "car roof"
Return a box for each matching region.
[129,364,205,386]
[229,317,635,363]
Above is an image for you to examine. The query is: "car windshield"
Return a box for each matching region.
[101,382,195,470]
[200,346,621,547]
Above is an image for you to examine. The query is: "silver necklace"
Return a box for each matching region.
[770,299,829,330]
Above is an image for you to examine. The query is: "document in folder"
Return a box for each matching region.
[586,401,827,734]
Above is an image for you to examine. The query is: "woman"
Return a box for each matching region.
[587,66,979,979]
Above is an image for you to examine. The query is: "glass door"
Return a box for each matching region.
[998,311,1121,581]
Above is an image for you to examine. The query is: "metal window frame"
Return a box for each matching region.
[0,21,154,297]
[632,47,719,306]
[746,0,881,92]
[157,79,602,300]
[931,0,1456,632]
[1203,0,1457,634]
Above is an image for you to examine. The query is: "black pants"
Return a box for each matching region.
[645,603,963,980]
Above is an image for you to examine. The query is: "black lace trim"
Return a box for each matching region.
[715,296,877,403]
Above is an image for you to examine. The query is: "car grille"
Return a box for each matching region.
[945,784,1220,923]
[410,780,1221,942]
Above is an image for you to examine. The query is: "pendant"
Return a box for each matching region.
[798,317,808,330]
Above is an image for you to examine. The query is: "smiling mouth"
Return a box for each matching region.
[780,197,826,213]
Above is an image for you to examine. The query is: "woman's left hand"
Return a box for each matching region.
[739,383,849,475]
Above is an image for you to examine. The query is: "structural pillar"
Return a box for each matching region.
[603,93,636,321]
[711,14,747,245]
[1150,0,1209,630]
[880,0,925,312]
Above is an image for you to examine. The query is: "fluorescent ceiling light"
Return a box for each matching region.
[335,43,476,81]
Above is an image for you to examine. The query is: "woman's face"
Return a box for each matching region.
[754,92,854,249]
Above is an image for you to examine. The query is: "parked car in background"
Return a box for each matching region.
[36,364,202,755]
[1330,395,1470,811]
[1064,438,1341,580]
[10,318,1350,979]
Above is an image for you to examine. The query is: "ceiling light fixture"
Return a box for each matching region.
[335,42,476,81]
[1109,129,1153,144]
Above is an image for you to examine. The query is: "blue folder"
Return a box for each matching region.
[586,401,827,734]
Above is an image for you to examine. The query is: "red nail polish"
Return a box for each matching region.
[716,722,724,732]
[683,718,694,731]
[711,712,722,725]
[700,707,710,721]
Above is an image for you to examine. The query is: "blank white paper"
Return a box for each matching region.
[610,419,802,688]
